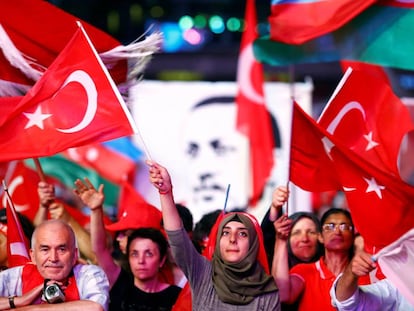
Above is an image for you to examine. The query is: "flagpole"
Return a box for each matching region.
[2,180,27,242]
[32,158,46,181]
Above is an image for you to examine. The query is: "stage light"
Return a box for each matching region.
[179,15,194,30]
[209,15,225,34]
[226,17,241,32]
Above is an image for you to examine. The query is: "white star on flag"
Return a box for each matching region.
[23,106,52,129]
[364,176,385,199]
[364,131,379,151]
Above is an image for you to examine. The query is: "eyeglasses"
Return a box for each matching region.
[322,223,353,232]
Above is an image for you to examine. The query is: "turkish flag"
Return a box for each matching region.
[293,101,414,251]
[236,0,274,206]
[329,140,414,250]
[0,161,41,222]
[0,24,137,162]
[0,0,125,88]
[291,101,414,250]
[105,181,162,232]
[318,68,414,176]
[290,102,341,192]
[4,187,31,267]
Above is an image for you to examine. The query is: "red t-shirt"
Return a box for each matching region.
[289,257,370,311]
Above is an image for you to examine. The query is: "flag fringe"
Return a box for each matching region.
[99,31,163,85]
[0,25,162,100]
[0,24,44,81]
[0,79,31,96]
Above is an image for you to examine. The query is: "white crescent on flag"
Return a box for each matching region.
[56,70,97,133]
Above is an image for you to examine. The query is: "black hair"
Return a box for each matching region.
[261,209,323,270]
[192,209,222,253]
[192,95,281,148]
[320,207,354,233]
[126,227,168,259]
[176,203,193,233]
[320,207,355,259]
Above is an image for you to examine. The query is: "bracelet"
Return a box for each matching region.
[159,189,171,195]
[8,295,16,309]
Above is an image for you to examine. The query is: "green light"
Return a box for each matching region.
[226,17,241,32]
[194,15,207,28]
[129,4,143,24]
[178,15,194,30]
[107,10,120,34]
[150,5,164,18]
[209,15,225,34]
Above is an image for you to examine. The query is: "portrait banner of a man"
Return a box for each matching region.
[131,80,313,223]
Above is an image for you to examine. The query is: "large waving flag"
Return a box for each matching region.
[0,24,138,162]
[63,137,143,184]
[291,101,414,251]
[0,0,161,96]
[255,1,414,71]
[0,161,41,222]
[269,0,376,44]
[3,183,30,267]
[318,68,413,177]
[290,102,341,192]
[236,0,275,206]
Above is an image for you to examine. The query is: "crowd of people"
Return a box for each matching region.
[0,160,411,310]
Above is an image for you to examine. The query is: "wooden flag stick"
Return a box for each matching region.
[33,158,46,182]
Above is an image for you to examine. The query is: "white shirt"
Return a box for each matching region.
[330,274,414,311]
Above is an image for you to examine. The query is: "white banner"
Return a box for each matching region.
[131,80,313,223]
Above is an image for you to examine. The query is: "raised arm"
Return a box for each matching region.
[33,181,55,226]
[271,186,304,303]
[73,178,120,287]
[335,250,376,301]
[147,161,182,231]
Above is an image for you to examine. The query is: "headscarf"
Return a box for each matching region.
[211,212,278,305]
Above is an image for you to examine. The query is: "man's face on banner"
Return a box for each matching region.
[183,99,250,223]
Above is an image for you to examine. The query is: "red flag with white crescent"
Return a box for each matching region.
[0,24,137,162]
[4,184,31,267]
[236,0,274,206]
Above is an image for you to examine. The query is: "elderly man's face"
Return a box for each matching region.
[183,102,250,222]
[30,222,78,282]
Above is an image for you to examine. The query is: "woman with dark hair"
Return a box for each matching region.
[271,185,367,311]
[261,209,323,270]
[118,227,181,311]
[148,161,280,310]
[73,179,181,311]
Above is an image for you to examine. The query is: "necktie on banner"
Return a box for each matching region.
[269,0,376,44]
[0,24,138,162]
[372,228,414,306]
[236,0,274,206]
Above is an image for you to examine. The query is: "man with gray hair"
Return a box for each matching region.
[0,219,109,310]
